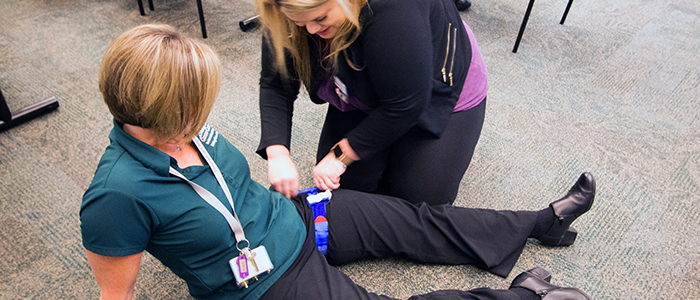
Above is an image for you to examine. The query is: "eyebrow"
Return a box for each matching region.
[293,15,325,26]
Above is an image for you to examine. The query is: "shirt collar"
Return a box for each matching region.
[109,119,175,177]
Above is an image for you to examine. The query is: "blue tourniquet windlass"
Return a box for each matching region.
[299,187,332,255]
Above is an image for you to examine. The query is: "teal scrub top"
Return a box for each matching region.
[80,121,306,300]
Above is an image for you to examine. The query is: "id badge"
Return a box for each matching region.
[333,76,349,103]
[229,245,274,288]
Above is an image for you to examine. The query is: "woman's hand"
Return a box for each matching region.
[313,152,347,191]
[313,139,359,191]
[266,145,299,198]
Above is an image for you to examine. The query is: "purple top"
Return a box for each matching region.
[454,20,488,112]
[316,75,370,112]
[317,21,487,114]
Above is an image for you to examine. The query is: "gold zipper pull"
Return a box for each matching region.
[442,23,452,83]
[448,27,457,86]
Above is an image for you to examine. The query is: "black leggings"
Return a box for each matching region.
[317,99,486,206]
[259,189,535,300]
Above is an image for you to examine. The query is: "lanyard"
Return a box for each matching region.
[168,138,249,250]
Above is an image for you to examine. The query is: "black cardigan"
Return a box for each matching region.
[257,0,472,160]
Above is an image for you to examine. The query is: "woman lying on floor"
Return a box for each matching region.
[80,24,594,300]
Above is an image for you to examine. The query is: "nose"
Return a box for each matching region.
[306,23,323,34]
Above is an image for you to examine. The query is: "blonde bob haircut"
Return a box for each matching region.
[99,24,221,143]
[256,0,367,88]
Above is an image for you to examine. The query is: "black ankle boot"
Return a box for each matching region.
[510,267,592,300]
[455,0,471,11]
[537,172,596,246]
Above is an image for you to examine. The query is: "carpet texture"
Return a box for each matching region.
[1,0,699,299]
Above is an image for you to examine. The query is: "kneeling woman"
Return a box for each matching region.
[81,24,594,300]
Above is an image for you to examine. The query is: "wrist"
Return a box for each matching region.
[266,145,290,160]
[330,142,355,166]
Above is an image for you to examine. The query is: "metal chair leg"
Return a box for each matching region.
[0,88,11,123]
[195,0,207,38]
[0,88,59,132]
[513,0,536,53]
[560,0,573,24]
[136,0,153,15]
[137,0,207,39]
[137,0,146,15]
[240,15,260,32]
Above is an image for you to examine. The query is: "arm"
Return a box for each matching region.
[266,145,299,198]
[85,250,143,300]
[345,1,434,160]
[257,35,301,159]
[257,35,304,196]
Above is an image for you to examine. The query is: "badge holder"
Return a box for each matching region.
[230,240,274,288]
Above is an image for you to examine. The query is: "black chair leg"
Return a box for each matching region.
[513,0,536,53]
[0,87,59,132]
[196,0,207,38]
[560,0,573,24]
[0,88,11,123]
[137,0,146,15]
[136,0,153,15]
[240,15,260,32]
[137,0,206,39]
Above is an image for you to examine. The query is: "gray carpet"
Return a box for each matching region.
[1,0,699,299]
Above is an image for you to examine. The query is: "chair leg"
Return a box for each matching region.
[137,0,146,15]
[0,88,11,123]
[196,0,207,38]
[560,0,573,24]
[148,0,154,11]
[240,15,260,32]
[513,0,536,53]
[0,89,59,132]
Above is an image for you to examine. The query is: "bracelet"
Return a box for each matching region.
[330,142,354,166]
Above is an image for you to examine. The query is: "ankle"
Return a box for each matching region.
[529,206,555,238]
[510,286,540,300]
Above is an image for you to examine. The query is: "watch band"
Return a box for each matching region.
[330,142,354,166]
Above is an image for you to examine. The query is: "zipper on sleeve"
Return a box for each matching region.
[441,23,452,83]
[448,27,457,86]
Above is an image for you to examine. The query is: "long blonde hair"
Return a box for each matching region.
[99,24,221,142]
[256,0,367,88]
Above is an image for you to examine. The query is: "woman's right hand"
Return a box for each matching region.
[266,145,299,199]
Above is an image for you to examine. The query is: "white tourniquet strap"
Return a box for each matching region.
[168,137,247,245]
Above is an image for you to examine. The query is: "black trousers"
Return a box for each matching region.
[317,99,486,206]
[260,189,535,300]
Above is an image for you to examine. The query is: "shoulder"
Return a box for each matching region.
[362,0,429,22]
[360,0,433,43]
[80,145,165,256]
[80,155,160,257]
[81,148,159,223]
[80,185,157,256]
[85,142,160,196]
[81,135,168,222]
[196,124,251,176]
[197,124,245,161]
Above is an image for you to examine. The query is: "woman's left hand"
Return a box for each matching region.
[313,153,347,191]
